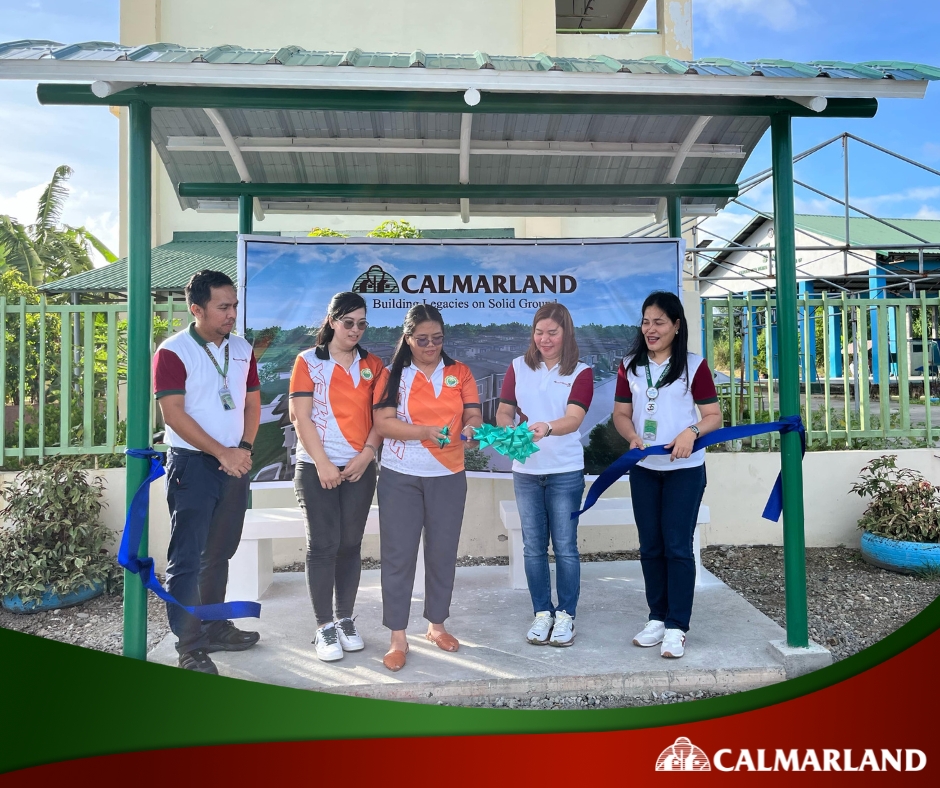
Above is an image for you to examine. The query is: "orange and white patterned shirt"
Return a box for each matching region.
[289,345,388,466]
[374,354,480,477]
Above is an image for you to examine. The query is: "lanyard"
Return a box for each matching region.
[645,360,671,390]
[202,342,229,386]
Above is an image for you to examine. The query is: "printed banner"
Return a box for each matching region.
[238,237,682,482]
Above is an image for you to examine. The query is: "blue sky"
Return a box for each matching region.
[244,239,680,330]
[2,0,940,258]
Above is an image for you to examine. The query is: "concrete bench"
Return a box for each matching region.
[226,506,425,602]
[498,497,710,590]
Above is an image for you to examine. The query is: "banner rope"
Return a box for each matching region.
[574,415,806,522]
[118,449,261,620]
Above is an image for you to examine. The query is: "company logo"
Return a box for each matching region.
[654,738,927,773]
[444,375,459,388]
[656,738,712,772]
[360,368,373,380]
[352,265,400,294]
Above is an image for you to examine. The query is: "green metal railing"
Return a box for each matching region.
[1,296,192,465]
[703,292,940,449]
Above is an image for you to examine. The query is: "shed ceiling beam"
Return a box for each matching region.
[166,136,747,158]
[655,115,713,221]
[202,108,264,221]
[786,95,828,113]
[14,61,924,100]
[90,80,140,97]
[459,113,472,223]
[179,182,739,199]
[37,84,883,117]
[194,200,719,217]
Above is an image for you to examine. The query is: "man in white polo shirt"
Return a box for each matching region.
[153,270,261,674]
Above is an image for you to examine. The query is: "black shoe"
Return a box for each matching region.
[205,620,261,653]
[179,648,219,674]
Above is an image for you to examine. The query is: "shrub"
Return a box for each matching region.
[851,455,940,543]
[0,457,120,603]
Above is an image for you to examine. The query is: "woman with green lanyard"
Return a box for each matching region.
[612,291,722,659]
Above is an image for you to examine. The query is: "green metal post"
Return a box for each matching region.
[770,114,809,648]
[123,101,153,660]
[666,196,682,239]
[238,194,253,236]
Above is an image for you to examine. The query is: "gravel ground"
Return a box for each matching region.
[2,546,937,709]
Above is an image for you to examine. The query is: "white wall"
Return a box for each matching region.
[6,448,934,574]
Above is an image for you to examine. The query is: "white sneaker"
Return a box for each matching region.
[335,617,365,652]
[526,611,554,645]
[661,628,686,658]
[633,620,666,647]
[313,623,344,662]
[549,610,576,647]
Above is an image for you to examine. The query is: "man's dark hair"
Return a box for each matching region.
[185,270,236,309]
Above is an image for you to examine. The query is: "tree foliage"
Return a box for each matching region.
[0,165,116,287]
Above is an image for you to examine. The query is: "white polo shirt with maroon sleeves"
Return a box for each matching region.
[614,352,718,471]
[153,323,260,451]
[499,357,594,475]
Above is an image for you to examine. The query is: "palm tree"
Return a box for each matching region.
[0,165,116,287]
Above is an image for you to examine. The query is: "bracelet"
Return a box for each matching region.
[363,443,378,455]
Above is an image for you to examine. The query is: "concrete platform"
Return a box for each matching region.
[150,562,828,702]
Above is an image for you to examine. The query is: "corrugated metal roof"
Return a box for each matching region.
[793,214,940,249]
[39,228,516,293]
[1,40,937,81]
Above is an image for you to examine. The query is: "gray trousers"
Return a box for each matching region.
[377,466,467,630]
[294,460,377,626]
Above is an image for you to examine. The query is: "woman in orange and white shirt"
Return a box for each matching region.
[289,292,388,663]
[372,304,482,672]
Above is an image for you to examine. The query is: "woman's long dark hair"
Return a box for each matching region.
[376,304,445,409]
[625,291,689,390]
[315,291,368,346]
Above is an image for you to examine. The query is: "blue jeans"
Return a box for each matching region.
[164,448,250,653]
[512,470,585,618]
[629,462,706,632]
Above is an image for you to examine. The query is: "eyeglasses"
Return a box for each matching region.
[413,335,444,347]
[338,318,368,331]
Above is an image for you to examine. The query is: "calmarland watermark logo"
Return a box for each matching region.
[656,738,712,771]
[352,265,400,294]
[655,738,927,772]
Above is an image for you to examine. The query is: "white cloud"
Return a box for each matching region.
[0,182,47,226]
[914,205,940,220]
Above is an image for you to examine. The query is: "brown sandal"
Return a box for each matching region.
[426,631,459,652]
[383,644,409,672]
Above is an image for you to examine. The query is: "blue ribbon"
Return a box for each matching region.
[574,415,805,523]
[118,448,261,620]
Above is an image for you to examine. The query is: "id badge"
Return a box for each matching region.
[642,419,658,442]
[219,387,236,411]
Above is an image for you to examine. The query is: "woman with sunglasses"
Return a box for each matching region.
[612,291,721,659]
[372,304,483,671]
[496,303,594,648]
[289,292,388,662]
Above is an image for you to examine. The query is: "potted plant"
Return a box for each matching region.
[851,454,940,574]
[0,457,119,613]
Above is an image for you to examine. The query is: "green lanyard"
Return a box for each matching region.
[644,360,670,397]
[202,342,229,387]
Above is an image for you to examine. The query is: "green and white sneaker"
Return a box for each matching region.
[313,623,344,662]
[526,611,554,645]
[549,610,575,647]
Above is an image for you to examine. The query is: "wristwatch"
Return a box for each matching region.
[688,425,700,437]
[238,440,254,453]
[545,422,554,437]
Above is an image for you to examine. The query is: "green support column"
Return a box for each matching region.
[238,193,253,236]
[666,196,682,239]
[123,101,153,660]
[770,114,809,648]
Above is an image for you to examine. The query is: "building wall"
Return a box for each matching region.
[6,447,929,575]
[117,0,692,254]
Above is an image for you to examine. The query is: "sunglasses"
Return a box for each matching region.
[337,318,368,331]
[413,335,444,348]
